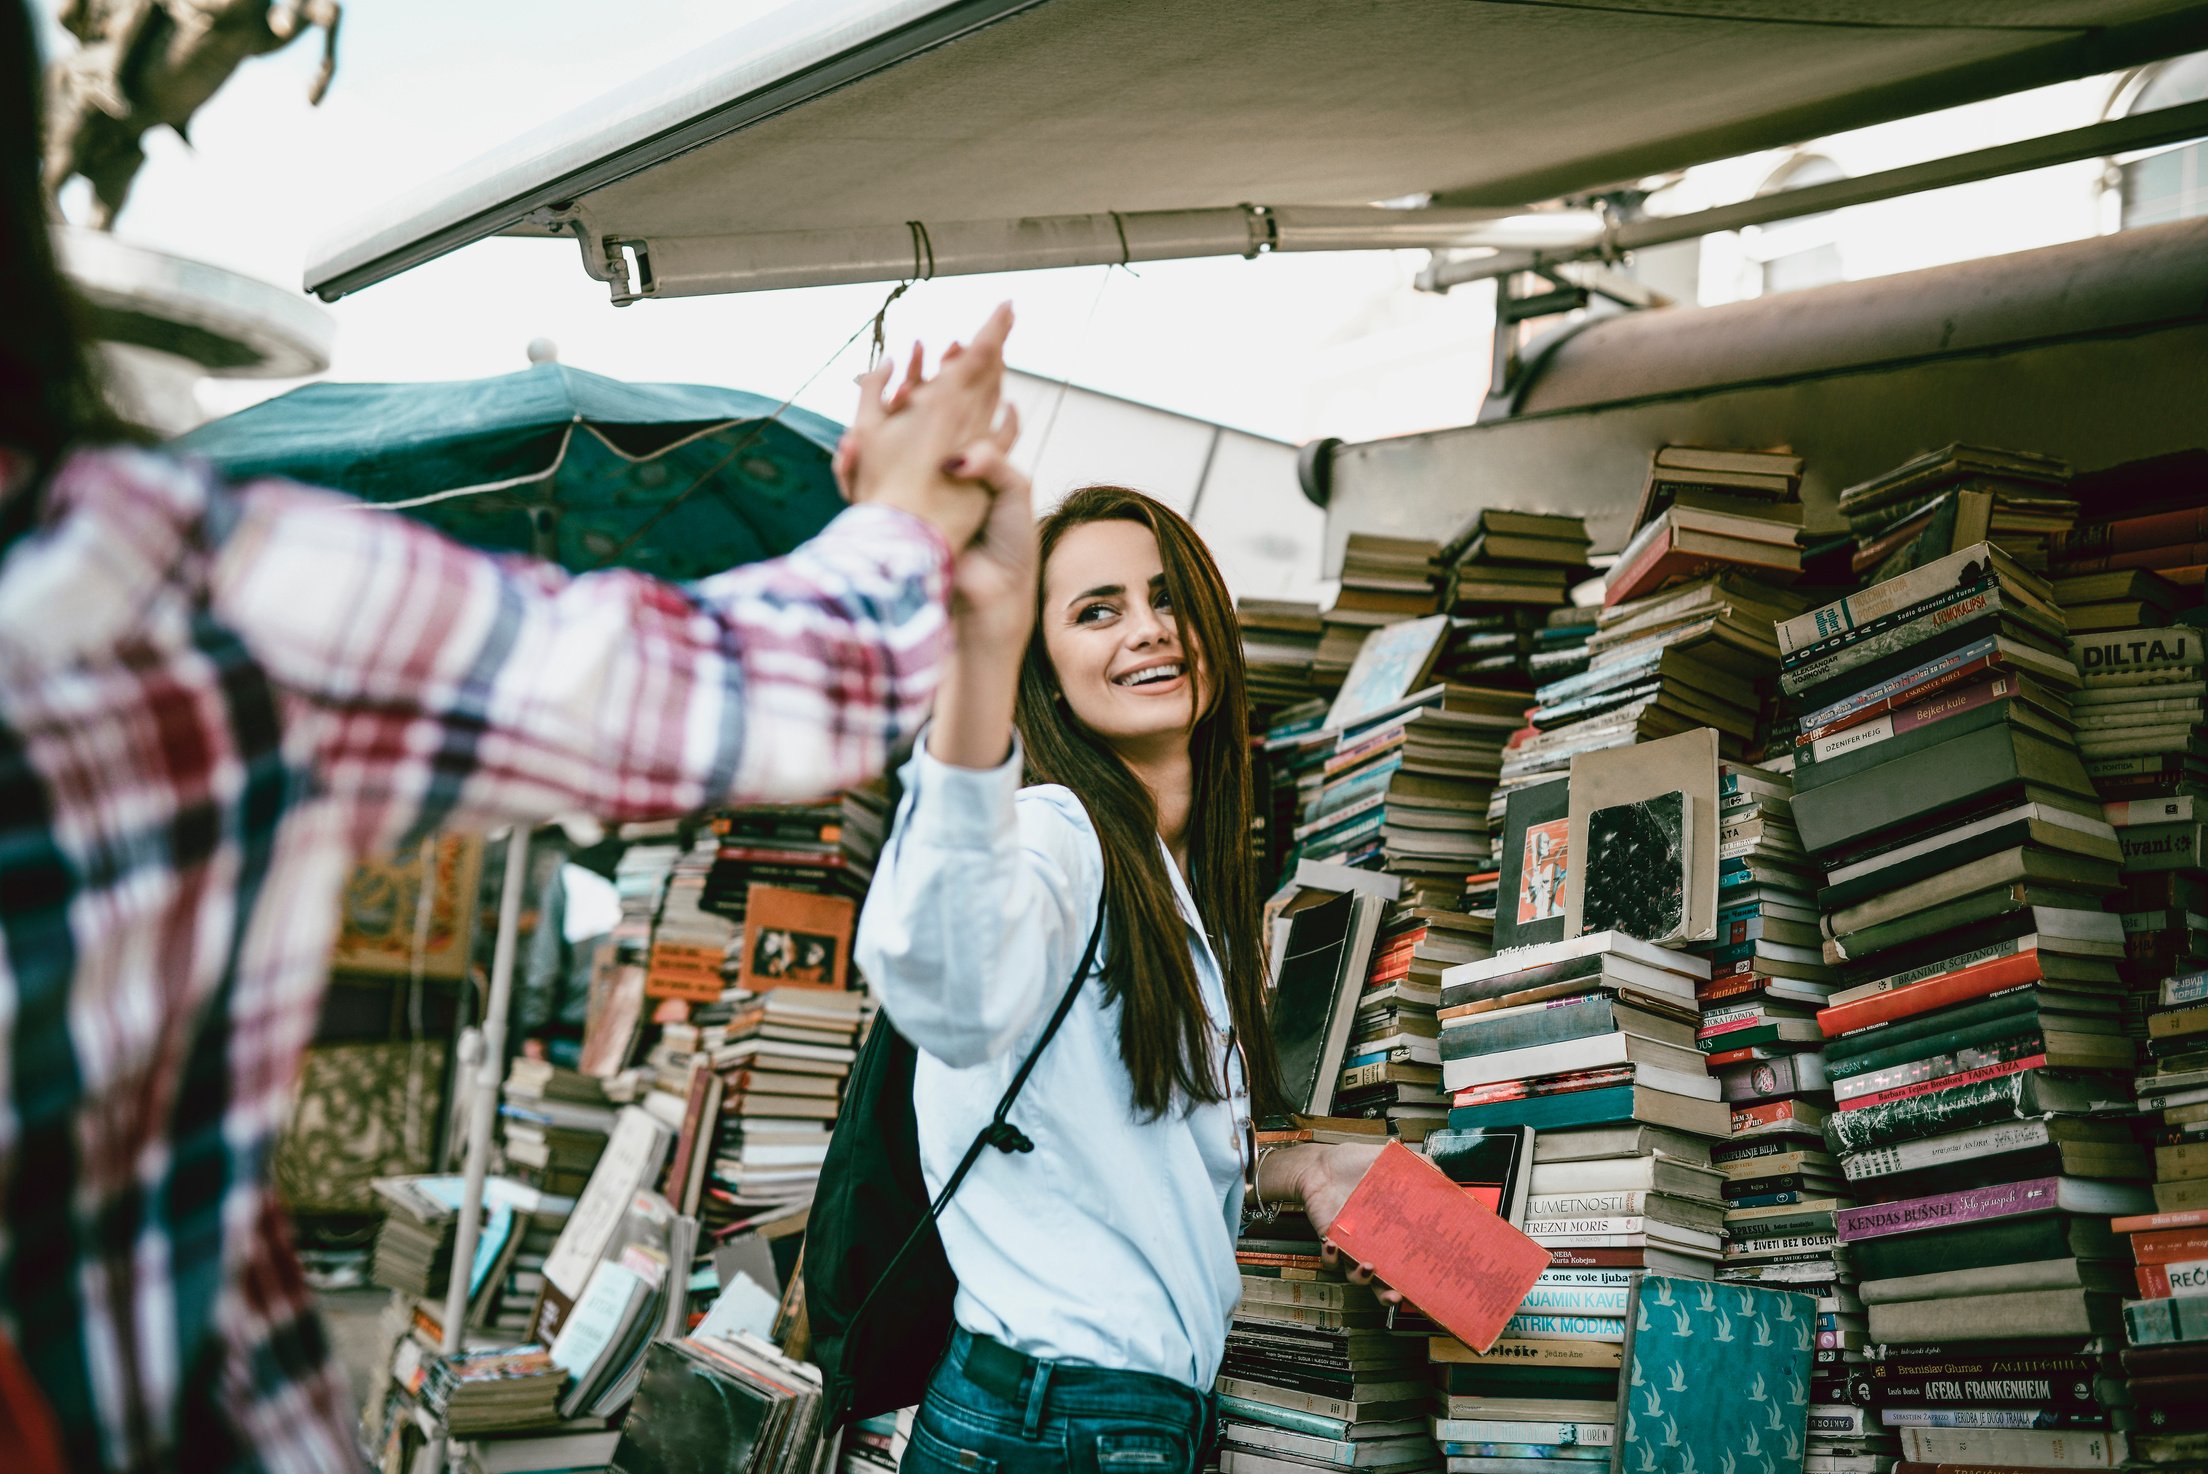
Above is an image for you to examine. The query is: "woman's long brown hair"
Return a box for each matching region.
[1015,486,1286,1120]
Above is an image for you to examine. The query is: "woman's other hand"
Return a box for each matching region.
[1294,1142,1406,1308]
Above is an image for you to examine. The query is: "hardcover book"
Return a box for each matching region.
[737,885,856,992]
[1495,777,1572,952]
[1609,1277,1815,1474]
[1580,793,1692,946]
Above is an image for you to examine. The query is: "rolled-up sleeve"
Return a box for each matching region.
[856,735,1102,1068]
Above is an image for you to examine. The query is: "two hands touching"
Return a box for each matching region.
[832,302,1038,670]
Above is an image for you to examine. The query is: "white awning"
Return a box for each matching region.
[307,0,2208,303]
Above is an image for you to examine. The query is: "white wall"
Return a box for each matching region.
[1002,369,1325,603]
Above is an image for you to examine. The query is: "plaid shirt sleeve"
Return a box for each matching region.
[210,480,955,851]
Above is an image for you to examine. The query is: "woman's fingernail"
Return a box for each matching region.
[942,456,969,476]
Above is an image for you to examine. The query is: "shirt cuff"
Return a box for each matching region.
[899,723,1023,851]
[821,502,956,586]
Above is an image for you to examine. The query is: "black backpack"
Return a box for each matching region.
[806,906,1106,1424]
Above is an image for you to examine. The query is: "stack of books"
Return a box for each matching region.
[1604,447,1805,608]
[1417,935,1730,1474]
[1436,934,1730,1267]
[702,791,887,921]
[1836,445,2078,575]
[2139,972,2208,1212]
[2052,453,2208,599]
[1769,548,2162,1461]
[418,1346,568,1438]
[2115,1200,2208,1464]
[1332,905,1455,1142]
[1240,598,1329,715]
[1445,511,1590,622]
[2054,569,2188,635]
[500,1058,622,1199]
[1316,534,1447,688]
[1285,678,1526,907]
[2065,626,2208,993]
[648,832,737,1000]
[1218,1209,1438,1474]
[703,988,863,1222]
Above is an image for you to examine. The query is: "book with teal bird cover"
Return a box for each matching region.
[1610,1276,1814,1474]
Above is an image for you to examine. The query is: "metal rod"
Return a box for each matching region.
[438,826,531,1358]
[1421,96,2208,292]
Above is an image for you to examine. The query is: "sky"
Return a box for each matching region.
[37,0,1494,443]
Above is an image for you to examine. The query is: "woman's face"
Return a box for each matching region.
[1040,518,1209,754]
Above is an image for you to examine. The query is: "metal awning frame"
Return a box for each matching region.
[1419,93,2208,294]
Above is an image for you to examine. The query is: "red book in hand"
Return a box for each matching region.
[1323,1140,1550,1353]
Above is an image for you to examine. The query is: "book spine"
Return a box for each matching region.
[1782,578,1997,674]
[1818,953,2045,1038]
[1500,1313,1627,1342]
[2058,505,2208,557]
[1896,1428,2125,1468]
[1833,1046,2050,1111]
[1838,1118,2056,1180]
[1796,637,2003,733]
[1824,1072,2043,1155]
[1781,584,2011,699]
[1517,1286,1633,1314]
[1837,1176,2064,1241]
[1521,1215,1654,1236]
[2070,628,2204,682]
[1780,546,2003,654]
[1522,1191,1653,1218]
[2135,1258,2208,1298]
[1795,677,2015,778]
[1438,996,1621,1060]
[2122,1294,2208,1345]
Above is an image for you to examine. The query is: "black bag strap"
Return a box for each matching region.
[833,898,1108,1408]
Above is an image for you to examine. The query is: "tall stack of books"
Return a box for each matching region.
[1498,448,1810,818]
[2138,971,2208,1213]
[648,832,737,1001]
[1436,512,1590,697]
[1421,934,1728,1471]
[1837,445,2078,575]
[2065,626,2208,997]
[1770,546,2155,1464]
[1315,534,1446,689]
[1219,1207,1438,1474]
[1240,598,1329,717]
[702,987,864,1224]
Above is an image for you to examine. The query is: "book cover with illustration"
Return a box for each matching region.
[1611,1276,1814,1474]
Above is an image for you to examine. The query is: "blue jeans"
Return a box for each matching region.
[900,1328,1215,1474]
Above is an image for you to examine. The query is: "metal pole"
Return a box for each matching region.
[1421,95,2208,292]
[439,826,531,1355]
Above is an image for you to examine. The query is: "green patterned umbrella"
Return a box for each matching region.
[173,363,845,579]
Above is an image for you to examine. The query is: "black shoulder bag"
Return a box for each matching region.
[806,904,1106,1425]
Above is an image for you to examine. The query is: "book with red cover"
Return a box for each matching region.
[1322,1140,1548,1352]
[1816,950,2050,1037]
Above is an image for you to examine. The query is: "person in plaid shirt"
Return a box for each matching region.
[0,6,1033,1465]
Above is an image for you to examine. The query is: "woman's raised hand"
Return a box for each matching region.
[945,402,1036,656]
[839,304,1018,552]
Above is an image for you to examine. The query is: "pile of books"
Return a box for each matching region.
[1240,598,1329,715]
[1332,892,1479,1143]
[2066,625,2208,994]
[1413,934,1730,1474]
[1498,449,1810,819]
[1770,545,2158,1465]
[500,1057,623,1199]
[2053,451,2208,596]
[1281,631,1526,906]
[704,987,864,1223]
[1837,444,2079,574]
[1218,1206,1438,1474]
[648,832,738,1000]
[1435,512,1590,699]
[1606,447,1805,607]
[369,1175,573,1331]
[1316,533,1446,689]
[2140,972,2208,1217]
[2115,1197,2208,1465]
[702,791,887,920]
[418,1346,568,1438]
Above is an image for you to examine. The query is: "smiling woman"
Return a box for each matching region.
[850,479,1397,1474]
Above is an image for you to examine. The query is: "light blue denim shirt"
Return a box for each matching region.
[855,735,1250,1390]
